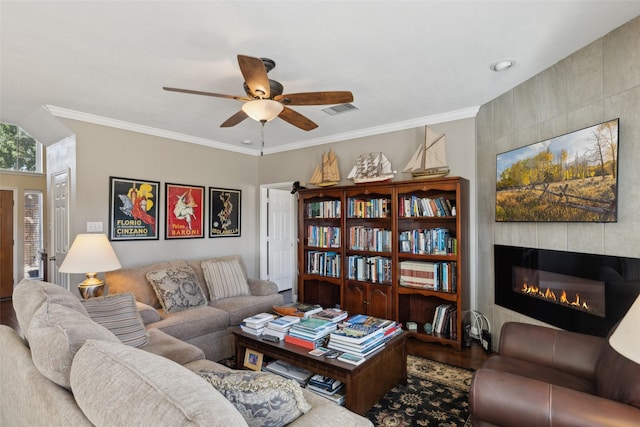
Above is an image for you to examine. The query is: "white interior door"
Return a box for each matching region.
[51,169,70,289]
[260,185,296,293]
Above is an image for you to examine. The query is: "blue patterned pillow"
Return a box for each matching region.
[197,370,311,426]
[146,266,207,313]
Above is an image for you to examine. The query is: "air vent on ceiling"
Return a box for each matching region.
[322,103,359,116]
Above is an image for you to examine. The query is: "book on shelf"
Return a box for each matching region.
[310,308,348,323]
[328,339,385,357]
[267,315,301,331]
[337,352,366,366]
[306,384,346,405]
[263,360,314,386]
[284,334,326,350]
[273,303,323,319]
[308,374,343,392]
[242,312,275,329]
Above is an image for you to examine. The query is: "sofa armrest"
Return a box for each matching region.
[499,322,605,380]
[247,278,279,296]
[470,368,640,427]
[135,301,162,325]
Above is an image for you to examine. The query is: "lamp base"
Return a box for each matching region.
[78,274,105,299]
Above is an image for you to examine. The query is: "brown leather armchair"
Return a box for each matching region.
[469,322,640,427]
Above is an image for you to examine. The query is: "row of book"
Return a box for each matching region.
[348,226,392,252]
[398,195,455,218]
[399,260,457,292]
[306,200,341,219]
[347,197,391,219]
[346,255,392,284]
[432,304,458,339]
[306,251,341,277]
[399,227,456,255]
[307,225,341,248]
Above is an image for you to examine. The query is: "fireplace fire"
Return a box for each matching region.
[495,245,638,337]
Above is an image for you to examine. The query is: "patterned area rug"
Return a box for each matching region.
[365,355,474,427]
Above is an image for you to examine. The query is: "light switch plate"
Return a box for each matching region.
[87,222,103,232]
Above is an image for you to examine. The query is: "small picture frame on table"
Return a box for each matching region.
[243,349,263,371]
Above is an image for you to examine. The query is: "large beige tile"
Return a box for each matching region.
[493,90,514,140]
[538,61,567,122]
[567,39,603,111]
[514,77,538,130]
[604,16,640,97]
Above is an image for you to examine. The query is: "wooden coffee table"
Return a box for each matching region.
[233,330,407,415]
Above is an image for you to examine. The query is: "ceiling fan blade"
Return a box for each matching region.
[163,86,250,101]
[237,55,270,99]
[220,110,248,127]
[274,91,353,106]
[278,107,318,131]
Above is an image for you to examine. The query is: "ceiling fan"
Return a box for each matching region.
[163,54,354,131]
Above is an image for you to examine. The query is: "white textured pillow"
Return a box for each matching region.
[201,257,250,300]
[82,293,149,348]
[146,265,207,313]
[71,339,247,427]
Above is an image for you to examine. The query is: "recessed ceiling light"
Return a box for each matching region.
[490,60,515,72]
[241,139,252,144]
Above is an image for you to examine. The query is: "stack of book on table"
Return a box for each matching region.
[273,302,323,319]
[240,312,275,336]
[328,314,402,360]
[306,374,346,405]
[263,360,314,386]
[285,317,337,350]
[310,307,348,323]
[262,315,301,341]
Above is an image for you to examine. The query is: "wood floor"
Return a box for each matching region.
[0,298,489,370]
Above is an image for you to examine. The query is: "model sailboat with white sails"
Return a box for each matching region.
[403,126,450,179]
[347,152,396,184]
[309,149,340,187]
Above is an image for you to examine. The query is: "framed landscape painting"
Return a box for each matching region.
[109,177,160,240]
[209,187,241,237]
[165,183,204,239]
[495,118,619,222]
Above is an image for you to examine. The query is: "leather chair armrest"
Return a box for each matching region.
[470,368,640,427]
[247,278,278,296]
[498,322,605,380]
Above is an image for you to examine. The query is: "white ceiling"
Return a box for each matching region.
[2,1,639,155]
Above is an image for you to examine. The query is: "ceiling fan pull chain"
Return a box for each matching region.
[260,120,266,156]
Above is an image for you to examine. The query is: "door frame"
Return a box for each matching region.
[0,187,17,296]
[259,182,296,297]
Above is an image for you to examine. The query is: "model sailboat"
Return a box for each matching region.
[347,152,395,184]
[403,126,450,179]
[309,149,340,187]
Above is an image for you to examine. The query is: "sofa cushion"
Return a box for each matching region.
[211,293,285,326]
[28,298,120,389]
[141,328,205,365]
[202,256,250,300]
[156,304,230,341]
[71,339,248,427]
[595,343,640,408]
[105,260,191,308]
[82,293,149,348]
[197,369,311,427]
[146,265,207,313]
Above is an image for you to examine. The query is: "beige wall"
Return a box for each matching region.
[476,16,640,344]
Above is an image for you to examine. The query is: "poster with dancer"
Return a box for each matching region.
[209,187,241,237]
[165,183,204,239]
[109,177,159,241]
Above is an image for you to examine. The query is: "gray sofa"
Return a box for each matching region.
[105,255,284,361]
[0,279,372,426]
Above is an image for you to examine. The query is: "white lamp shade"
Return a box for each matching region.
[609,294,640,363]
[241,99,283,122]
[59,233,121,274]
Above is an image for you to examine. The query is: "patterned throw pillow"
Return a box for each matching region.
[146,266,207,313]
[82,293,149,348]
[201,257,250,300]
[197,370,311,427]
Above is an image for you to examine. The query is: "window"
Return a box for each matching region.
[0,122,42,173]
[24,190,43,279]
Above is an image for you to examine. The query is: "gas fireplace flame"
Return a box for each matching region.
[521,283,590,311]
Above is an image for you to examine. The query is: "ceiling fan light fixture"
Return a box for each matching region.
[242,99,283,122]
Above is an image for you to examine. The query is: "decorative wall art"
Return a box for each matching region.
[165,183,205,239]
[496,118,619,222]
[209,187,241,237]
[109,177,160,240]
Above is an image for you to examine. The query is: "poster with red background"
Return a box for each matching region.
[165,183,204,239]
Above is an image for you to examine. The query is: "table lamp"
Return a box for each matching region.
[58,233,122,299]
[609,294,640,363]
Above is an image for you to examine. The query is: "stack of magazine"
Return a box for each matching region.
[285,317,337,349]
[328,314,402,357]
[263,315,301,340]
[263,360,314,386]
[240,313,275,336]
[306,374,346,405]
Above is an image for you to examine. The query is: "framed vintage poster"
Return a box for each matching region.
[109,177,160,241]
[209,187,241,237]
[165,183,205,239]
